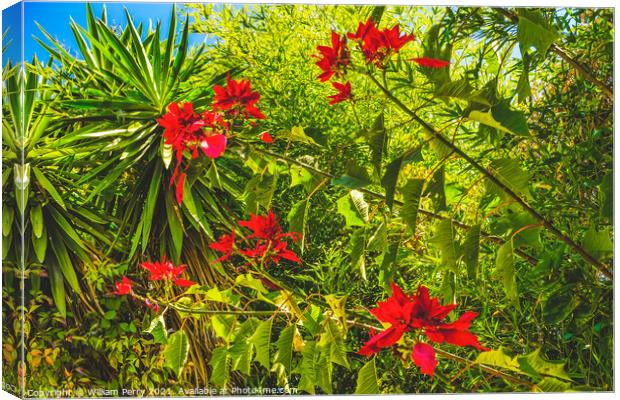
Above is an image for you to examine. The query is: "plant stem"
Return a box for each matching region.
[364,73,611,279]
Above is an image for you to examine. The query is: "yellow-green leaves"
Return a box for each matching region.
[163,331,189,377]
[355,358,380,394]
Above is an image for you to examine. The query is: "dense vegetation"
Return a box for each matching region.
[2,4,613,395]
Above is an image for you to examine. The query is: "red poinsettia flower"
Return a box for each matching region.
[212,210,302,267]
[210,231,236,262]
[260,132,274,143]
[315,31,350,82]
[348,19,414,67]
[358,282,487,377]
[328,81,353,105]
[213,75,266,120]
[112,276,133,296]
[158,102,229,204]
[141,257,197,288]
[411,57,450,68]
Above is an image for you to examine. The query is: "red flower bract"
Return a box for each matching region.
[328,81,353,105]
[348,19,414,67]
[411,57,450,68]
[157,102,229,204]
[141,257,197,288]
[358,282,488,377]
[260,132,274,143]
[315,31,350,82]
[112,276,133,296]
[213,75,266,120]
[211,210,302,267]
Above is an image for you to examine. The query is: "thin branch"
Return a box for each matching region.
[365,73,611,280]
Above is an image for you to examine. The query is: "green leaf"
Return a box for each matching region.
[400,179,424,233]
[30,204,43,238]
[461,225,481,279]
[289,126,319,146]
[496,240,518,305]
[3,206,14,237]
[48,262,66,317]
[367,220,388,252]
[468,101,529,137]
[425,165,447,211]
[367,113,387,175]
[543,285,579,325]
[164,194,183,263]
[275,324,296,372]
[32,226,47,263]
[208,346,229,387]
[297,341,318,394]
[235,273,268,294]
[248,318,273,369]
[33,166,65,209]
[355,358,380,394]
[581,226,613,261]
[380,156,403,211]
[535,377,572,392]
[229,340,253,376]
[337,192,366,227]
[429,219,459,272]
[598,172,613,220]
[475,347,521,372]
[516,348,571,381]
[49,235,81,294]
[287,198,309,251]
[163,330,190,377]
[317,318,349,369]
[349,227,367,280]
[516,9,559,57]
[145,315,168,344]
[14,163,31,215]
[332,160,373,189]
[142,163,162,249]
[486,158,531,200]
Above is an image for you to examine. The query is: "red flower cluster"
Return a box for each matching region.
[315,31,350,82]
[210,210,302,266]
[112,276,133,296]
[328,82,352,105]
[141,257,197,288]
[315,20,450,106]
[347,19,414,67]
[157,76,265,204]
[213,74,266,120]
[358,282,488,377]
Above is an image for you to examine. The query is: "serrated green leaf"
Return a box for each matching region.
[517,348,571,381]
[163,330,189,377]
[275,324,296,371]
[496,240,518,305]
[517,9,559,57]
[145,315,167,344]
[248,318,272,369]
[355,358,380,394]
[208,346,229,387]
[401,178,424,233]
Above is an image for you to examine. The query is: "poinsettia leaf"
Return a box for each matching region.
[400,178,424,233]
[275,324,296,372]
[208,346,229,387]
[163,330,189,378]
[355,358,380,394]
[248,318,273,369]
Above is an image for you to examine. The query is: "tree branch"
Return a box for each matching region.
[365,74,611,280]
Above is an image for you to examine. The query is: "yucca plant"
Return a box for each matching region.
[1,57,117,318]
